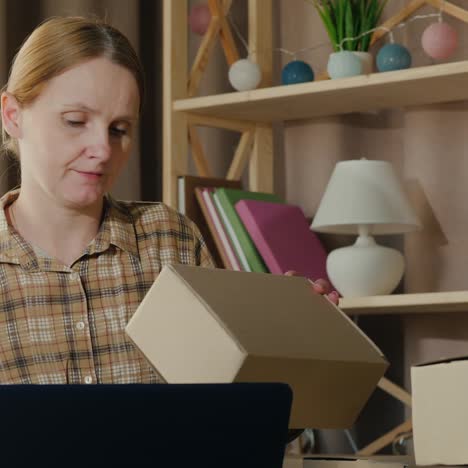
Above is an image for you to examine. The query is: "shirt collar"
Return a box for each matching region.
[86,194,139,259]
[0,189,139,270]
[0,189,31,267]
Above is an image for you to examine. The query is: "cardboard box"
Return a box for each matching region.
[126,265,388,429]
[412,357,468,465]
[283,456,410,468]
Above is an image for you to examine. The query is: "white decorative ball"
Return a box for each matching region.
[228,59,261,91]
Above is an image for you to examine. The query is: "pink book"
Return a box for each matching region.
[235,199,329,282]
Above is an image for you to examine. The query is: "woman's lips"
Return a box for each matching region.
[75,170,103,180]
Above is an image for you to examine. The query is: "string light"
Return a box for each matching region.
[422,0,458,60]
[336,13,441,51]
[226,12,251,57]
[226,13,262,91]
[229,10,445,60]
[221,3,458,88]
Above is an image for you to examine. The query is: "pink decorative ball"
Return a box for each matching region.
[421,22,458,60]
[188,4,211,36]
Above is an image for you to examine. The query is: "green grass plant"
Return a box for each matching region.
[312,0,388,51]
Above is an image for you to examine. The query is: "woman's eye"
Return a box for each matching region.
[66,120,85,127]
[110,127,128,137]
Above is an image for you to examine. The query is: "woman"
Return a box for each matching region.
[0,17,338,385]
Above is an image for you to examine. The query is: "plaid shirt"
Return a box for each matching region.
[0,189,214,384]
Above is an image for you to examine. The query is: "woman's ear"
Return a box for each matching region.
[1,92,22,138]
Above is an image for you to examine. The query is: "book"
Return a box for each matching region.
[235,200,329,282]
[214,188,283,273]
[213,191,251,272]
[194,187,242,271]
[177,175,242,267]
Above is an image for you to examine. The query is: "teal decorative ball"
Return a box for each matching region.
[281,60,314,85]
[376,44,412,72]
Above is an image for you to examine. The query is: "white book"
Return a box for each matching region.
[177,177,185,215]
[202,189,241,271]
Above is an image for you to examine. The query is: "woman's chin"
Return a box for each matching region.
[63,189,106,210]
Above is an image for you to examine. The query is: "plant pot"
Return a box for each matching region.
[327,51,362,79]
[353,51,373,74]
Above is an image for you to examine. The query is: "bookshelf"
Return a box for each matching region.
[340,290,468,316]
[174,60,468,122]
[163,0,468,456]
[163,0,468,315]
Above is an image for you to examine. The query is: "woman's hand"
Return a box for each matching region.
[285,271,339,305]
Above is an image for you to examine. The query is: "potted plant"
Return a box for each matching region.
[312,0,388,78]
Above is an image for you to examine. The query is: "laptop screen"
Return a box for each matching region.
[0,382,292,468]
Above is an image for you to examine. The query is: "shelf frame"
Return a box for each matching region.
[340,291,468,316]
[174,60,468,123]
[163,0,275,209]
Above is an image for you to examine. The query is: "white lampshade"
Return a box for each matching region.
[311,159,421,235]
[311,158,421,297]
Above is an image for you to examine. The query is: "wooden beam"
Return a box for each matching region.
[188,17,221,97]
[188,125,213,177]
[370,0,425,46]
[377,377,412,408]
[249,125,274,193]
[248,0,274,193]
[248,0,273,88]
[357,419,413,456]
[188,114,254,133]
[208,0,240,66]
[163,0,188,207]
[425,0,468,24]
[227,130,254,180]
[188,0,234,97]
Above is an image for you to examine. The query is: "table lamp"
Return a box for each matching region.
[310,158,421,297]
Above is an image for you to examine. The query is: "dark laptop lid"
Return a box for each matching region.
[0,383,292,468]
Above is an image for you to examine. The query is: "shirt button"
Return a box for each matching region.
[76,321,85,331]
[84,376,93,384]
[70,272,80,281]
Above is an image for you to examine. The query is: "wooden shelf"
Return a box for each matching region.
[340,291,468,315]
[174,60,468,123]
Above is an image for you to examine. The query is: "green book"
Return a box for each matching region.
[214,188,283,273]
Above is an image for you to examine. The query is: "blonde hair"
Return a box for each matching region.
[2,16,144,157]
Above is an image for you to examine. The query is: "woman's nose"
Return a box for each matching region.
[88,127,112,161]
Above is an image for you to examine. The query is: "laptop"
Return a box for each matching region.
[0,383,292,468]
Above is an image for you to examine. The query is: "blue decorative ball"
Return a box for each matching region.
[281,60,314,85]
[376,44,412,72]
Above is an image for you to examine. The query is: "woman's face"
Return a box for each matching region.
[7,56,140,209]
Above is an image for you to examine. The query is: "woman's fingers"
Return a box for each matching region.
[285,271,339,305]
[313,278,332,294]
[327,291,340,305]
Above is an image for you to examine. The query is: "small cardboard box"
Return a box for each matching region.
[126,265,388,429]
[283,456,410,468]
[412,357,468,465]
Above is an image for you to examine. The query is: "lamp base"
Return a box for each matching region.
[327,235,405,297]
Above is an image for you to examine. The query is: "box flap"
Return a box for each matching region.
[412,359,468,465]
[126,266,247,383]
[284,455,410,468]
[413,355,468,367]
[171,264,386,364]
